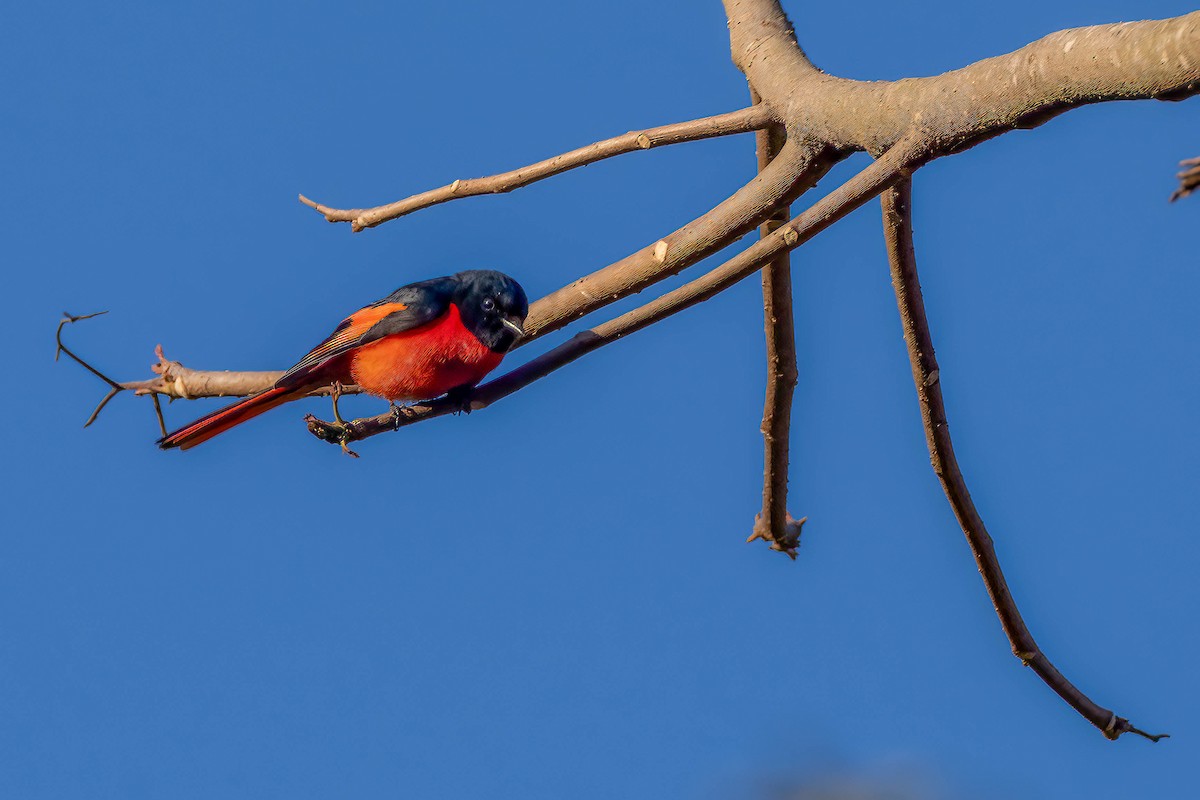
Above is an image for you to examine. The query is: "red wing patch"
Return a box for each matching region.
[277,302,408,386]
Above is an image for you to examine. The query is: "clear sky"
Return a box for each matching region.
[3,1,1197,798]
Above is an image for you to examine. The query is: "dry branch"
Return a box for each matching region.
[747,91,805,557]
[524,137,830,340]
[300,105,777,231]
[726,1,1200,154]
[881,179,1164,742]
[57,314,349,431]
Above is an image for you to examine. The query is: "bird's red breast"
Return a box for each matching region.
[348,303,503,401]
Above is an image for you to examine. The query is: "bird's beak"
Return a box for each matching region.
[501,316,525,340]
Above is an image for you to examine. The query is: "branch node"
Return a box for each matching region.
[750,513,806,559]
[653,240,670,263]
[635,133,652,149]
[1015,648,1040,666]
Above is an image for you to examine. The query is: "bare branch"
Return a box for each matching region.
[299,105,778,232]
[306,139,926,448]
[56,315,350,431]
[726,1,1200,154]
[746,91,804,558]
[881,178,1166,742]
[128,345,289,399]
[1170,155,1200,201]
[525,136,833,341]
[56,313,189,428]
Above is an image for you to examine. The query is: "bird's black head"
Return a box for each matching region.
[453,270,530,353]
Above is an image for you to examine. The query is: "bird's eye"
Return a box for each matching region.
[482,298,496,311]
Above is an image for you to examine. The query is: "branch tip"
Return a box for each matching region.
[1169,155,1200,201]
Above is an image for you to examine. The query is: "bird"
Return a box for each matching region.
[158,269,529,450]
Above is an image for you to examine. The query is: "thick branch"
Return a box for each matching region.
[881,179,1164,742]
[299,105,778,231]
[748,93,805,557]
[524,136,832,340]
[307,139,926,447]
[726,1,1200,154]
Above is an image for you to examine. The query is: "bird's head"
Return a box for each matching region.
[454,270,530,353]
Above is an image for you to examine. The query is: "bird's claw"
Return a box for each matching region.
[444,386,475,416]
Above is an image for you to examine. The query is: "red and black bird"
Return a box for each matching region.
[159,270,529,450]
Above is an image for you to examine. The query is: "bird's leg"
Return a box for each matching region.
[328,382,360,457]
[330,381,348,425]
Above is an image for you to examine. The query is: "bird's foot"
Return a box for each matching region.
[444,386,476,416]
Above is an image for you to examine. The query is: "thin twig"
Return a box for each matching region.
[56,315,347,429]
[57,312,138,428]
[306,138,926,448]
[299,105,778,231]
[56,312,119,386]
[1170,155,1200,201]
[880,178,1165,742]
[747,89,804,558]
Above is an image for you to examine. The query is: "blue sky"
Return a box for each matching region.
[3,1,1197,797]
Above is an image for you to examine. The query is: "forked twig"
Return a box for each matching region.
[56,312,139,428]
[55,314,352,432]
[881,179,1166,742]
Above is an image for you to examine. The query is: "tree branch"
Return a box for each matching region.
[299,105,778,232]
[747,91,805,558]
[523,136,832,341]
[880,178,1165,742]
[305,138,926,448]
[726,1,1200,154]
[56,314,347,431]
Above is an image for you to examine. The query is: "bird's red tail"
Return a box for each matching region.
[158,386,301,450]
